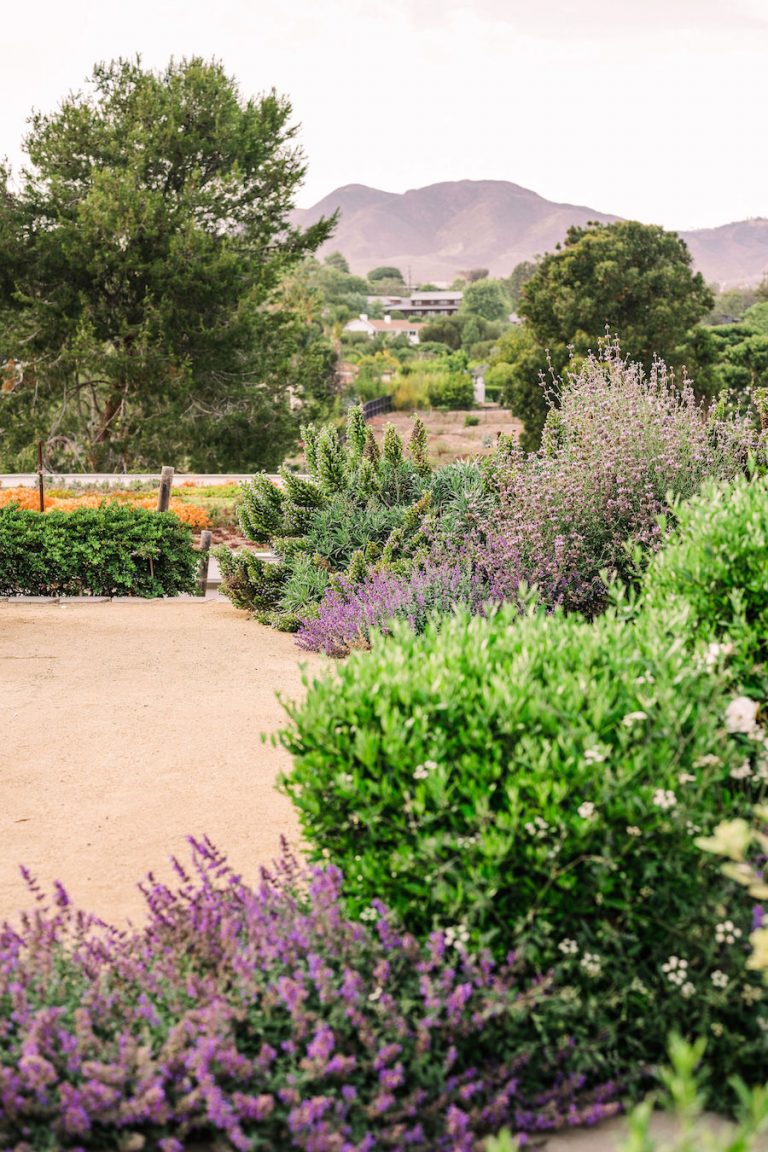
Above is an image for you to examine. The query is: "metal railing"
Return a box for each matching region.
[362,395,392,421]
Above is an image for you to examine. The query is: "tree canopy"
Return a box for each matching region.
[0,57,336,471]
[491,221,714,449]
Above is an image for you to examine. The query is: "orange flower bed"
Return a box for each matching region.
[0,488,210,529]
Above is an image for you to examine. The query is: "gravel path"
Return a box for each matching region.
[0,598,321,924]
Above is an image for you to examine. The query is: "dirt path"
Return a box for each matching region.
[0,599,322,925]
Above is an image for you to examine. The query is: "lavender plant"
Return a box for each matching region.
[0,839,618,1151]
[295,561,490,657]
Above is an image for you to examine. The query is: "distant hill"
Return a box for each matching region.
[292,180,768,288]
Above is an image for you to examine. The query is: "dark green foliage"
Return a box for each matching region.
[0,505,198,596]
[0,57,336,471]
[279,599,767,1096]
[219,406,434,626]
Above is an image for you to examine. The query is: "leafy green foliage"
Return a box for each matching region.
[426,370,474,410]
[0,504,198,596]
[460,278,511,322]
[0,57,336,471]
[279,589,768,1094]
[641,472,768,686]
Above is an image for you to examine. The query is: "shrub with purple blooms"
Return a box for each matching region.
[296,561,489,657]
[0,838,618,1152]
[475,341,758,616]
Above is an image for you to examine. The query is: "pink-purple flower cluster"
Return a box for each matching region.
[0,838,617,1150]
[296,562,489,657]
[476,345,756,615]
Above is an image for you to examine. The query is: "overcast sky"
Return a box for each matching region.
[3,0,767,230]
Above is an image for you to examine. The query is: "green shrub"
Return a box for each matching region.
[0,504,199,596]
[464,413,480,427]
[642,472,768,686]
[426,369,474,410]
[218,406,435,627]
[279,604,768,1095]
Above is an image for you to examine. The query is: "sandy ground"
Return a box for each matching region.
[0,598,322,925]
[367,405,522,464]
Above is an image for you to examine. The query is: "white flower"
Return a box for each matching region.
[524,816,550,838]
[678,772,696,785]
[444,924,470,949]
[686,821,701,836]
[662,956,689,986]
[715,920,743,945]
[694,754,722,769]
[623,711,648,726]
[359,907,378,922]
[653,789,677,810]
[730,761,753,781]
[626,825,642,837]
[413,760,438,780]
[456,835,478,849]
[711,970,729,989]
[368,986,383,1002]
[584,746,607,763]
[681,982,696,999]
[580,952,602,977]
[577,801,596,819]
[558,939,579,956]
[337,772,354,787]
[705,642,733,667]
[743,985,764,1004]
[725,696,759,735]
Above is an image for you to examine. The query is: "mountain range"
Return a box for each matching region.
[291,180,768,289]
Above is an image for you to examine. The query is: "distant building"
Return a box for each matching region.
[344,314,424,345]
[366,291,463,318]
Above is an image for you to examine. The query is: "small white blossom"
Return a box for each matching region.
[705,642,733,667]
[456,835,478,849]
[711,970,729,989]
[681,982,696,999]
[577,801,596,819]
[686,821,701,836]
[715,920,742,945]
[413,760,438,780]
[743,985,764,1004]
[694,754,722,769]
[653,789,677,810]
[662,956,689,987]
[584,746,607,763]
[368,986,383,1002]
[558,939,579,956]
[337,772,354,787]
[580,952,602,977]
[678,772,696,785]
[725,696,759,735]
[623,711,648,726]
[359,907,378,922]
[730,761,753,781]
[524,816,550,838]
[444,924,470,949]
[626,825,642,837]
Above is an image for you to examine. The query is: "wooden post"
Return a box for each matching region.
[157,466,174,512]
[37,440,45,513]
[198,530,213,596]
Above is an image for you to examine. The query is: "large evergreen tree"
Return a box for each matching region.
[0,57,336,470]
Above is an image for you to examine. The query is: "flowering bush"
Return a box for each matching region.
[0,839,618,1151]
[475,343,757,616]
[296,561,490,656]
[279,604,768,1099]
[0,487,210,528]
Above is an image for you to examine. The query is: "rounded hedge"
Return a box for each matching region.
[279,604,768,1091]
